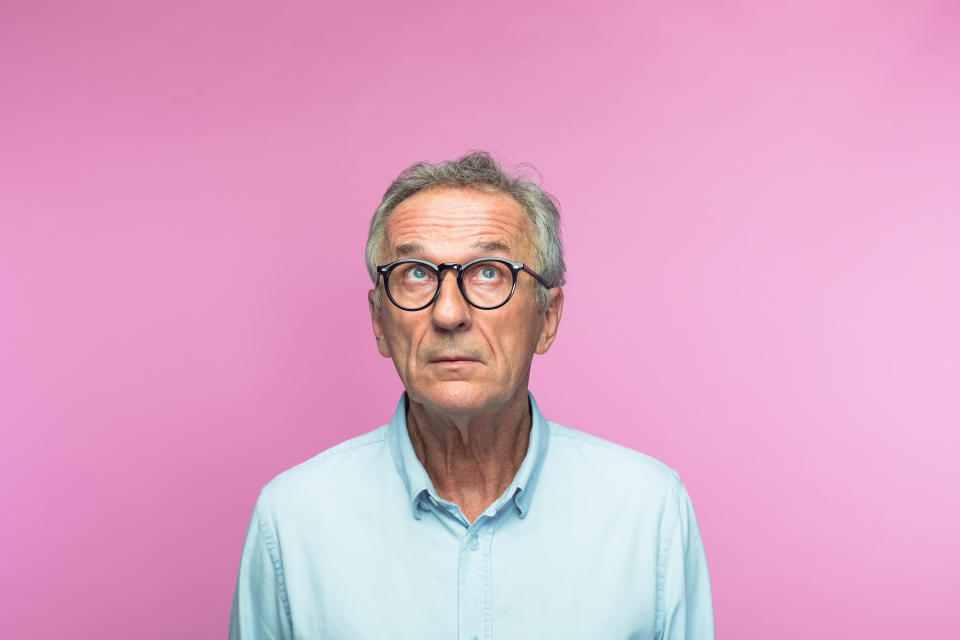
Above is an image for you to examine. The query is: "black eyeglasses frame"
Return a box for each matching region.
[375,257,550,311]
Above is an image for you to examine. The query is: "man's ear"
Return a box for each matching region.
[368,289,392,358]
[535,287,564,355]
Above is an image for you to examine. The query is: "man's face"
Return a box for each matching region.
[368,188,563,418]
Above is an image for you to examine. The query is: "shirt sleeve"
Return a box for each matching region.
[229,490,294,640]
[660,471,715,640]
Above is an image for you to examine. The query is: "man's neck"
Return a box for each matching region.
[406,391,531,524]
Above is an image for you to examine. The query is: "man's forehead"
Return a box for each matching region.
[385,188,532,258]
[395,239,512,258]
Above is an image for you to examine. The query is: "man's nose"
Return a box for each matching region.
[431,270,471,330]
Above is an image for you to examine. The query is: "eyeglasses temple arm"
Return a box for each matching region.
[520,264,551,289]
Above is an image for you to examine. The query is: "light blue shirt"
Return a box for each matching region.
[230,394,714,639]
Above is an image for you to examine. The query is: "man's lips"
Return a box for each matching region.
[429,355,481,363]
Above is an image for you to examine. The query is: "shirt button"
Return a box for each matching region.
[468,535,479,551]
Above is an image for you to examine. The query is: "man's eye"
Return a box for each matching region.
[401,266,432,282]
[479,267,499,280]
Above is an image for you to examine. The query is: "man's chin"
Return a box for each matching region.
[406,381,501,417]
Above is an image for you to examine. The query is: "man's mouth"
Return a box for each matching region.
[430,355,480,363]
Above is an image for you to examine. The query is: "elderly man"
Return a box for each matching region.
[230,152,715,639]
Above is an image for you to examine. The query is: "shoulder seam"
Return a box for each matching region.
[317,433,386,460]
[280,428,388,475]
[548,424,674,470]
[255,496,293,626]
[548,425,628,450]
[655,469,683,635]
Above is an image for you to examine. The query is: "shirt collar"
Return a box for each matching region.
[386,392,550,521]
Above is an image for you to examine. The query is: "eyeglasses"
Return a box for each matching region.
[376,257,550,311]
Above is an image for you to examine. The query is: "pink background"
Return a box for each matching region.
[2,1,958,638]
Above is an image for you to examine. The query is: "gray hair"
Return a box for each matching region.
[366,151,566,310]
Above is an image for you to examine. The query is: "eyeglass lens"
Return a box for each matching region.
[387,261,514,309]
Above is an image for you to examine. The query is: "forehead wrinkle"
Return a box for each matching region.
[387,215,530,261]
[391,240,512,263]
[385,188,534,262]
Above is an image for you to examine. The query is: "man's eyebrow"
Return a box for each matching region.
[474,240,511,254]
[395,243,424,258]
[394,240,511,259]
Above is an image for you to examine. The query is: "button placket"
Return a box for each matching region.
[459,518,492,640]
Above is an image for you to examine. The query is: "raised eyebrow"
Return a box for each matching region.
[473,240,511,255]
[395,243,425,258]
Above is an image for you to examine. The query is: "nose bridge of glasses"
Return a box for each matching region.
[433,262,464,289]
[434,262,465,294]
[436,262,462,276]
[429,263,472,317]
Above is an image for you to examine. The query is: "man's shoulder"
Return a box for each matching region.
[545,420,680,491]
[258,425,393,507]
